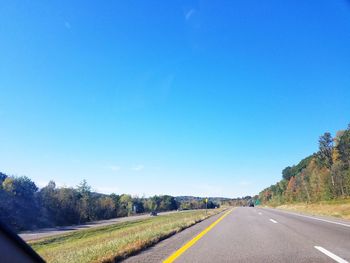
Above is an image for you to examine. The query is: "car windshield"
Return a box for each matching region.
[1,1,350,263]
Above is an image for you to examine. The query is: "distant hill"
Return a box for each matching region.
[175,196,232,203]
[175,195,256,207]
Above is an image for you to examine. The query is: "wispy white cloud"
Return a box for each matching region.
[131,165,144,171]
[64,21,71,30]
[185,9,195,20]
[107,165,121,172]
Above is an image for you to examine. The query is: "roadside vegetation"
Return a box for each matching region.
[29,209,224,263]
[274,199,350,220]
[259,123,350,219]
[0,173,220,232]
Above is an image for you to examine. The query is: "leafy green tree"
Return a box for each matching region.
[95,197,116,219]
[337,125,350,168]
[119,194,133,216]
[110,193,121,215]
[77,179,91,195]
[318,132,334,170]
[0,176,41,231]
[132,198,145,213]
[148,196,161,211]
[39,181,57,224]
[318,132,335,189]
[2,176,38,197]
[282,167,293,181]
[0,172,7,188]
[56,187,81,224]
[159,195,178,211]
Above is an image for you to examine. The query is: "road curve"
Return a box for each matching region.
[124,207,350,263]
[20,211,178,242]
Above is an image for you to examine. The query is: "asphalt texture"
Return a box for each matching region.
[124,207,350,263]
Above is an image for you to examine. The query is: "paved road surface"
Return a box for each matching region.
[124,207,350,263]
[20,211,177,241]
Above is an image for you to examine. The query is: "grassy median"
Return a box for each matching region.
[29,209,225,263]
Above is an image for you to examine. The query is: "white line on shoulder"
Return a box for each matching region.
[268,209,350,228]
[314,246,348,263]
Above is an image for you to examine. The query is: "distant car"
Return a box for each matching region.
[249,202,255,207]
[150,211,158,216]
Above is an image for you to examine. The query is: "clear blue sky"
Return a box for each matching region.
[1,1,350,198]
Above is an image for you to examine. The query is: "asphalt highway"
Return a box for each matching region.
[124,207,350,263]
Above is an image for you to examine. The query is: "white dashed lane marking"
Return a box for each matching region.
[314,246,348,263]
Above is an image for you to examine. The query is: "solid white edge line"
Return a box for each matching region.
[314,246,349,263]
[269,219,278,223]
[265,208,350,228]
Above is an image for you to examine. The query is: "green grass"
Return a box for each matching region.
[29,209,225,263]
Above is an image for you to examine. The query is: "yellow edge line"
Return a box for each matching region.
[163,209,233,263]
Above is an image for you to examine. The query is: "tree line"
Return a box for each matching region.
[0,174,219,232]
[259,124,350,205]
